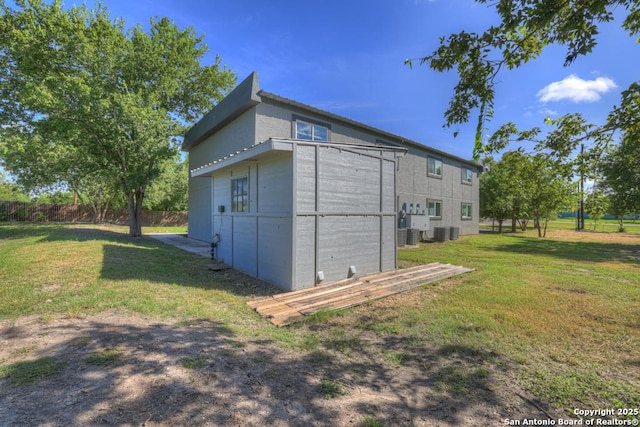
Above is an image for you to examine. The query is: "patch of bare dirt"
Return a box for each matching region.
[0,307,563,426]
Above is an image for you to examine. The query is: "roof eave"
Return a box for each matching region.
[182,72,261,152]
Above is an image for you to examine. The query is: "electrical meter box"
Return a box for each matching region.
[406,214,430,231]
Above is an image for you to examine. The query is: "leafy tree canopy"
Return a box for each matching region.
[0,0,236,235]
[408,0,640,159]
[0,171,30,201]
[600,136,640,217]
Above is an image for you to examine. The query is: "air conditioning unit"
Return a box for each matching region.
[406,228,421,245]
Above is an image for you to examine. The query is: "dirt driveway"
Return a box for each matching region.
[0,307,561,427]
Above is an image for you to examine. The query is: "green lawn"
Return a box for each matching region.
[399,227,639,410]
[1,222,638,413]
[482,217,640,233]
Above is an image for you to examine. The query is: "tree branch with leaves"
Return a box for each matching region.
[0,0,236,236]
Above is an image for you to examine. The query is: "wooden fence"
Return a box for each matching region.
[0,201,187,227]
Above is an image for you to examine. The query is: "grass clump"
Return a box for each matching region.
[85,348,122,367]
[181,356,207,370]
[317,379,349,399]
[0,357,65,384]
[362,415,383,427]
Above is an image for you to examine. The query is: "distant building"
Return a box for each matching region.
[183,72,481,291]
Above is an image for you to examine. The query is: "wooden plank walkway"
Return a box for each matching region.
[248,262,474,326]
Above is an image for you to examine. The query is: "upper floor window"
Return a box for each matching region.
[293,115,330,141]
[462,168,473,184]
[428,157,443,178]
[231,177,248,212]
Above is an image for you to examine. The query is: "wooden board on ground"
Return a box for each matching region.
[247,263,474,326]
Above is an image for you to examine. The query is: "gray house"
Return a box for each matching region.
[183,72,481,291]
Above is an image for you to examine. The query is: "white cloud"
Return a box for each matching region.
[523,106,557,118]
[537,107,558,117]
[537,74,617,103]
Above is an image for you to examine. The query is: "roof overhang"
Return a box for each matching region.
[182,72,261,151]
[190,138,406,178]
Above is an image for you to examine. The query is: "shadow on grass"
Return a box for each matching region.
[0,224,281,298]
[0,317,554,426]
[485,234,640,265]
[0,223,72,240]
[99,244,282,298]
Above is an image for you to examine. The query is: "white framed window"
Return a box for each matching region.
[294,116,330,141]
[231,177,248,212]
[428,200,442,219]
[428,157,443,177]
[462,168,473,184]
[462,203,472,220]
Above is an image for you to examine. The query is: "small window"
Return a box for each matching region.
[462,203,472,220]
[231,177,248,212]
[462,168,473,184]
[428,200,442,219]
[295,119,329,141]
[428,157,443,177]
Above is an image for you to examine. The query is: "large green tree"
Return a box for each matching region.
[480,151,531,233]
[143,154,189,212]
[0,0,235,236]
[480,150,573,237]
[408,0,640,159]
[600,136,640,225]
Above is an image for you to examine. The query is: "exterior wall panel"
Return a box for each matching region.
[189,109,256,169]
[257,216,293,290]
[232,216,257,276]
[295,145,316,212]
[381,215,397,271]
[317,216,380,283]
[294,216,316,289]
[317,146,380,213]
[188,176,212,242]
[257,154,293,214]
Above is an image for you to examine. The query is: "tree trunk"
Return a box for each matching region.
[498,219,503,233]
[518,218,529,231]
[511,218,516,233]
[127,189,144,237]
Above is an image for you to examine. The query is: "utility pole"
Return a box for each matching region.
[579,144,585,231]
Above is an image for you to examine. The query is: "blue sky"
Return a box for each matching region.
[85,0,637,160]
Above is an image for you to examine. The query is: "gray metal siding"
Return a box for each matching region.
[382,159,395,212]
[294,215,316,289]
[295,145,316,212]
[232,216,257,276]
[208,152,295,291]
[396,150,480,237]
[212,173,232,264]
[188,109,257,242]
[317,146,380,213]
[255,103,292,142]
[294,143,398,287]
[188,109,256,170]
[318,216,381,283]
[257,101,380,145]
[381,216,397,271]
[257,216,293,290]
[256,153,293,214]
[187,176,212,242]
